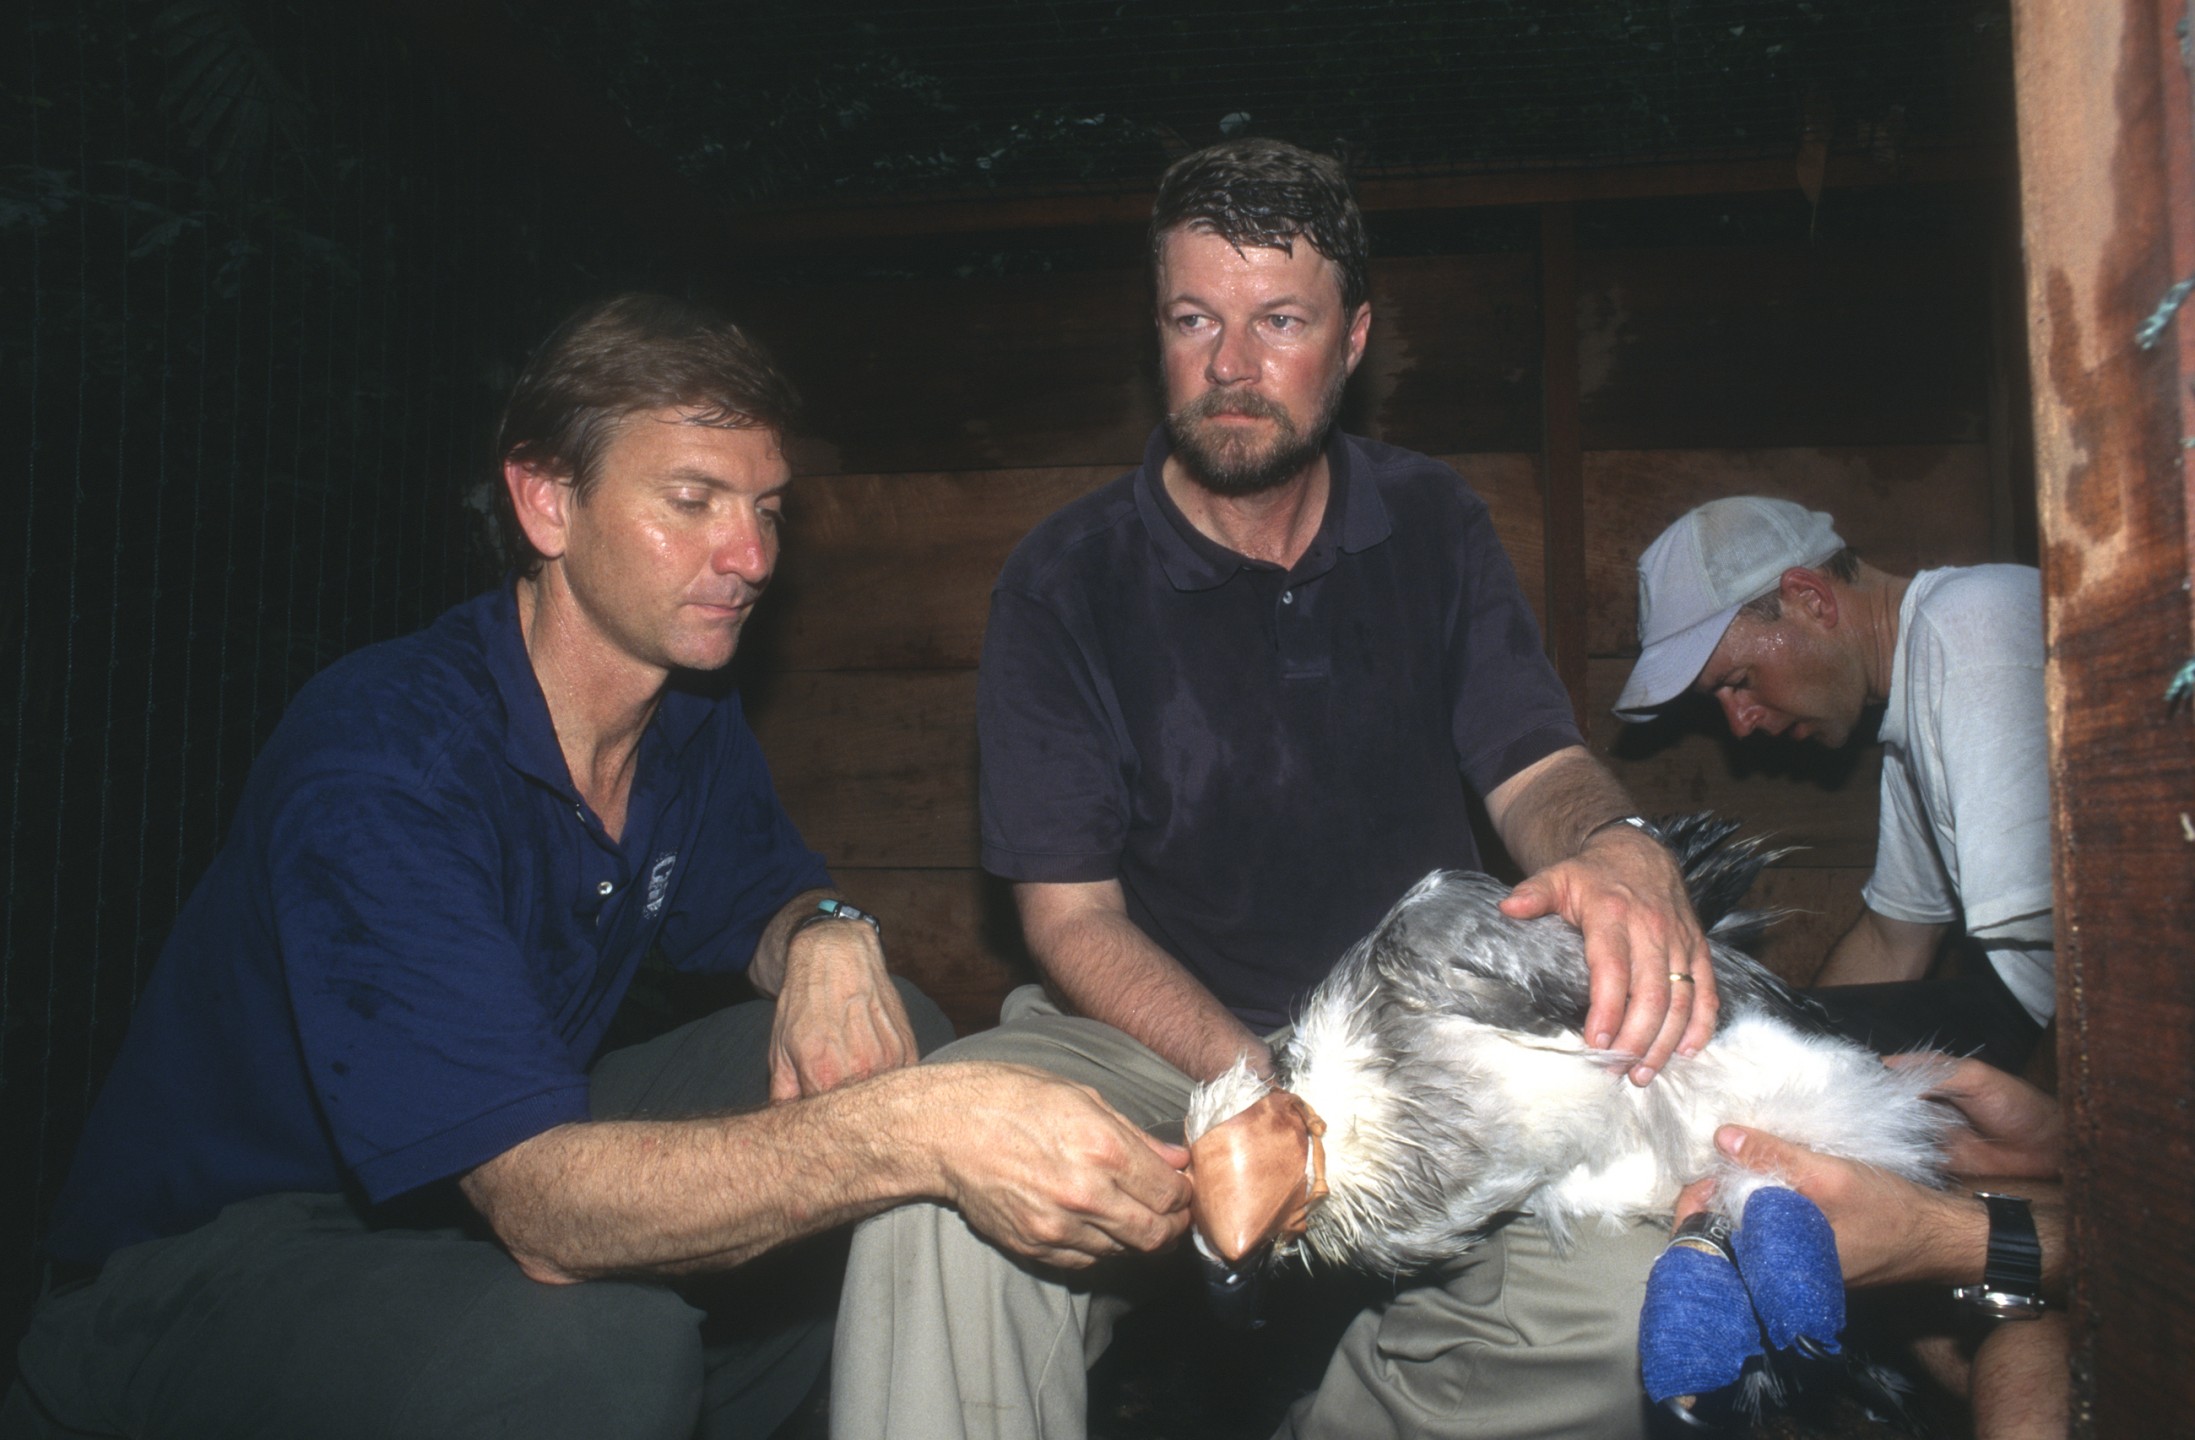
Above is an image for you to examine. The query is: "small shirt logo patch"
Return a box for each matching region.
[644,852,678,917]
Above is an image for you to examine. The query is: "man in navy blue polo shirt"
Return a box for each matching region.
[5,295,1194,1440]
[834,143,1716,1440]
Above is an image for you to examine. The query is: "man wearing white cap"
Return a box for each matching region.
[1614,496,2053,1051]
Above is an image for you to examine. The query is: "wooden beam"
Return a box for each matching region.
[2011,0,2195,1429]
[1360,147,2006,215]
[723,146,2010,252]
[1538,204,1588,730]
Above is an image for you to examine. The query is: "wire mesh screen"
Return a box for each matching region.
[511,0,2014,204]
[0,0,697,1295]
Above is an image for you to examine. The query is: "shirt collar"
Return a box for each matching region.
[480,579,573,795]
[481,579,718,796]
[1131,426,1393,593]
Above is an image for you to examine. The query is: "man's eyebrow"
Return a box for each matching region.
[1160,292,1316,319]
[661,466,791,499]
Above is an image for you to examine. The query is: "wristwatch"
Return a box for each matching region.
[1952,1192,2047,1320]
[1587,814,1656,842]
[793,897,882,938]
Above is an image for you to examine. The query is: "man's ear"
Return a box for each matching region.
[1779,566,1839,628]
[1342,301,1372,377]
[504,455,573,564]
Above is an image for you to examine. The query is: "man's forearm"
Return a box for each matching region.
[463,1059,1195,1283]
[1817,907,1947,986]
[1483,746,1638,873]
[1878,1181,2065,1298]
[1018,884,1268,1083]
[1971,1313,2070,1440]
[462,1069,938,1282]
[1707,1126,2067,1298]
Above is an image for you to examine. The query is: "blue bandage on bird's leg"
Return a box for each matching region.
[1733,1186,1845,1354]
[1640,1211,1762,1406]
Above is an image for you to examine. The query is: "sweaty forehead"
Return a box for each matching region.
[1156,226,1342,299]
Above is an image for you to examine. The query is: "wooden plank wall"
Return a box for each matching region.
[2012,0,2195,1424]
[731,197,2016,1035]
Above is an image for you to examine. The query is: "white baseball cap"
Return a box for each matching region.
[1612,497,1844,721]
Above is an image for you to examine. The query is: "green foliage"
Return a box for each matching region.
[151,0,308,189]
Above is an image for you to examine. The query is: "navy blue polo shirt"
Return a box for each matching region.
[979,428,1579,1029]
[50,583,829,1266]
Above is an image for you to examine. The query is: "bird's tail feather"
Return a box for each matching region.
[1651,813,1843,1037]
[1652,812,1796,938]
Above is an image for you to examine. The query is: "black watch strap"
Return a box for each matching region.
[1954,1192,2046,1319]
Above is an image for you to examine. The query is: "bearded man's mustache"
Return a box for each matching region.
[1176,390,1293,426]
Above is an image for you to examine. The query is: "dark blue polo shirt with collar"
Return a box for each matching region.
[49,582,830,1266]
[979,427,1579,1030]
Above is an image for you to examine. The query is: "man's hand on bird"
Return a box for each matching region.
[1673,1125,1986,1290]
[932,1062,1193,1270]
[1889,1053,2063,1179]
[1500,822,1717,1085]
[768,920,922,1102]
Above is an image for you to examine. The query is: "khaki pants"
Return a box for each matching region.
[831,986,1659,1440]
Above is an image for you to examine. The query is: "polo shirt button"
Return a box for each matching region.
[597,880,614,896]
[1281,589,1295,606]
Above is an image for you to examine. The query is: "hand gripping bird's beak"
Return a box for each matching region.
[1186,1089,1329,1266]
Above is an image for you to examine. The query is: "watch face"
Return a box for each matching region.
[1955,1286,2047,1320]
[814,899,880,931]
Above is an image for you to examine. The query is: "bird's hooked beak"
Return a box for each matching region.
[1187,1089,1329,1266]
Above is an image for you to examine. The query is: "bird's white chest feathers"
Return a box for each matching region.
[1283,1001,1951,1264]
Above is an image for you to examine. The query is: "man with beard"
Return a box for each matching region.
[832,140,1710,1440]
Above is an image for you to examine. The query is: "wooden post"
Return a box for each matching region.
[2012,0,2195,1429]
[1539,203,1588,732]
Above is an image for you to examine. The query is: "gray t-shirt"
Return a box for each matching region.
[1864,565,2055,1024]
